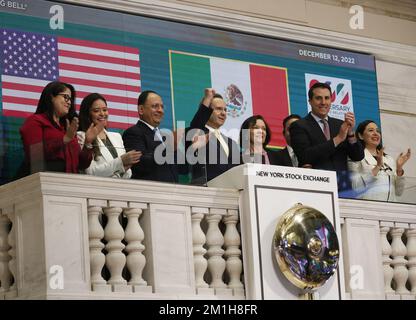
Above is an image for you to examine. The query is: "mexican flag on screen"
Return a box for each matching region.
[170,51,290,148]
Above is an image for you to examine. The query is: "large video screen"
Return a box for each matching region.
[0,0,380,184]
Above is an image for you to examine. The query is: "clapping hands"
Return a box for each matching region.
[344,112,356,133]
[121,150,142,170]
[335,112,356,145]
[84,121,106,145]
[63,117,80,144]
[397,148,411,174]
[64,117,105,145]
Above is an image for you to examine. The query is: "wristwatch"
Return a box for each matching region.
[84,143,93,149]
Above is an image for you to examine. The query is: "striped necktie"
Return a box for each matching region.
[320,119,330,141]
[154,127,165,146]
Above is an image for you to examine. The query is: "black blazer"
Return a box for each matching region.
[186,104,240,184]
[274,147,295,167]
[290,113,364,191]
[122,120,178,183]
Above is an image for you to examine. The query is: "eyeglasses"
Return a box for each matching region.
[57,93,72,102]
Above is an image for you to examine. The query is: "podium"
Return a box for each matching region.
[208,164,346,300]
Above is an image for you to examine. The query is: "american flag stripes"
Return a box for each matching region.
[1,29,141,129]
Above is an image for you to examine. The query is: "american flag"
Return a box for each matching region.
[1,29,141,129]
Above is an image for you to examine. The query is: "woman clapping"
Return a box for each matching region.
[19,81,103,176]
[77,93,141,178]
[348,120,411,201]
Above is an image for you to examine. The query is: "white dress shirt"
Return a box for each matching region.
[310,112,329,135]
[77,129,132,179]
[205,125,229,157]
[287,145,298,167]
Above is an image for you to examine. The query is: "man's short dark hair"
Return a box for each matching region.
[308,82,332,100]
[282,114,301,133]
[138,90,158,106]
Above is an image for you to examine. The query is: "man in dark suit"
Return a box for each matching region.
[290,82,364,192]
[122,90,178,183]
[186,88,240,184]
[275,114,301,167]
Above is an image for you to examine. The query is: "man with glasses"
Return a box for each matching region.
[123,90,178,183]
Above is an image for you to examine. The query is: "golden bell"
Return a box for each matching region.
[273,203,339,291]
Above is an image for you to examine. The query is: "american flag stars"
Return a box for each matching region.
[1,29,59,80]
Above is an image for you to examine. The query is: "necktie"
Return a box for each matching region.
[154,127,165,146]
[320,119,330,141]
[291,153,298,167]
[214,129,229,157]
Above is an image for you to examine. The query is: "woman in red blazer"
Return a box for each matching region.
[19,81,103,175]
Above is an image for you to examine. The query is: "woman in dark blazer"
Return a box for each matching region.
[239,115,278,165]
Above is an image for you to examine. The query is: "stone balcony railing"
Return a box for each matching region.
[0,172,415,300]
[339,199,416,300]
[0,172,243,300]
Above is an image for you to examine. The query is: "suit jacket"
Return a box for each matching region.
[274,147,295,167]
[186,104,240,184]
[290,113,364,191]
[348,148,404,201]
[122,120,178,183]
[77,130,132,179]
